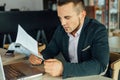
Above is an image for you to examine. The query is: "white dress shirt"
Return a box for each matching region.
[68,26,82,63]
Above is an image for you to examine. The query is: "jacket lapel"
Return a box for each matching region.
[77,17,90,62]
[62,32,70,62]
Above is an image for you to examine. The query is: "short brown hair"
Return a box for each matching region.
[57,0,85,14]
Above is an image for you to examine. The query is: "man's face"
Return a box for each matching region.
[57,2,82,34]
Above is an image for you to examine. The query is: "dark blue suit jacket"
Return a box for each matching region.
[42,17,109,78]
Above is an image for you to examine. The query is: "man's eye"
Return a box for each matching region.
[65,17,70,20]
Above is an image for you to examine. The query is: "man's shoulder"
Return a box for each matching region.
[89,18,106,28]
[83,17,107,36]
[84,17,106,31]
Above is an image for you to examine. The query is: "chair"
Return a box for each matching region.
[110,52,120,80]
[85,6,96,19]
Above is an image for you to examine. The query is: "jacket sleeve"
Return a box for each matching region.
[41,26,62,59]
[62,25,109,78]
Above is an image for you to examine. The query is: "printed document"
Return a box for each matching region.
[15,25,44,60]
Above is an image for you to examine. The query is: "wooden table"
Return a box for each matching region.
[0,48,26,65]
[0,48,113,80]
[64,75,112,80]
[27,74,112,80]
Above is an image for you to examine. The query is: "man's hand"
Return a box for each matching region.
[44,59,63,77]
[29,54,42,65]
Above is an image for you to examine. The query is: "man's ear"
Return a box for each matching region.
[79,10,86,19]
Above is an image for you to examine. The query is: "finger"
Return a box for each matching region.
[34,59,42,63]
[44,65,53,73]
[44,61,54,66]
[44,63,53,67]
[29,55,42,64]
[44,60,55,69]
[30,59,42,65]
[45,69,52,74]
[30,55,40,61]
[29,54,36,59]
[44,65,52,71]
[29,55,36,62]
[38,52,42,55]
[29,55,34,62]
[45,59,57,62]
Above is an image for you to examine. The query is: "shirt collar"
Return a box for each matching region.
[68,25,83,37]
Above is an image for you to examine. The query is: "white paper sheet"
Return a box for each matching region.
[0,55,6,80]
[15,25,44,60]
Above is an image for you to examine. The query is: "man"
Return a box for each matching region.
[29,0,109,78]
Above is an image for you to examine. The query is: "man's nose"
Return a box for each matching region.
[61,19,66,26]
